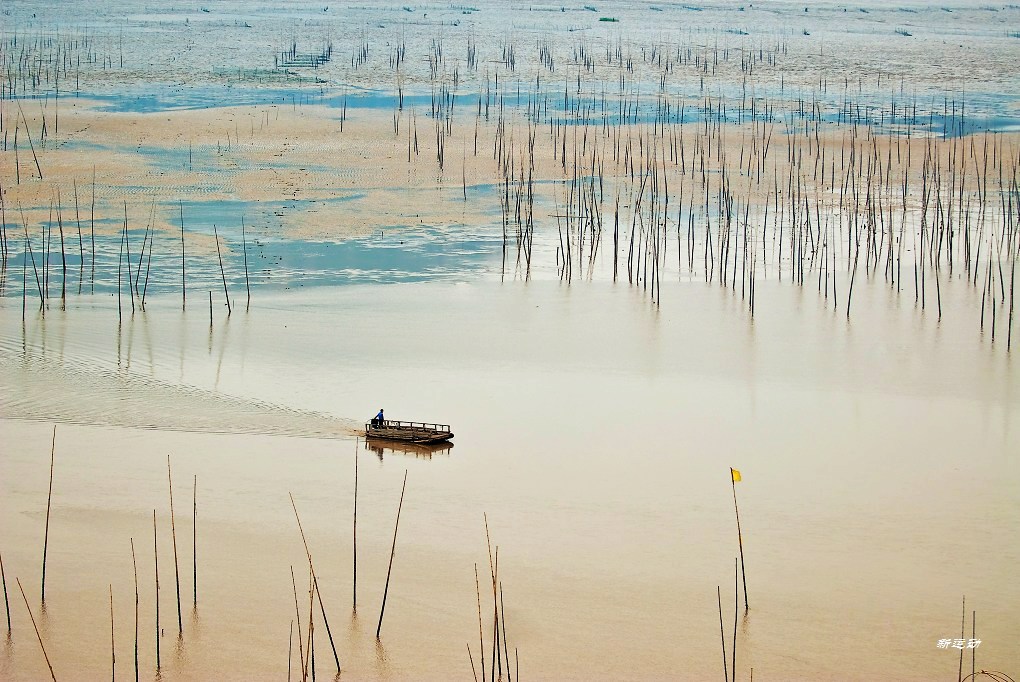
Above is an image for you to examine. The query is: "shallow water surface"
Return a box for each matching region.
[1,277,1017,680]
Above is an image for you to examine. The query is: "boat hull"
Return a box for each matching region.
[365,426,454,445]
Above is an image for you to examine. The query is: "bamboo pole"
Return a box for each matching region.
[16,102,42,179]
[109,584,115,682]
[90,167,95,293]
[491,546,500,682]
[468,643,479,682]
[288,494,341,672]
[475,563,485,682]
[353,441,358,611]
[303,571,313,682]
[213,224,230,314]
[179,201,186,310]
[376,471,408,639]
[123,202,134,313]
[500,583,511,682]
[958,595,965,682]
[1,550,10,634]
[971,610,976,680]
[241,216,250,310]
[732,557,738,681]
[288,620,294,682]
[192,475,197,607]
[117,220,124,321]
[484,516,499,682]
[153,511,160,671]
[41,425,56,602]
[290,567,305,682]
[22,239,26,322]
[73,179,83,293]
[56,194,65,309]
[717,585,728,682]
[730,468,748,611]
[20,207,45,312]
[131,539,138,682]
[168,456,182,636]
[16,578,57,681]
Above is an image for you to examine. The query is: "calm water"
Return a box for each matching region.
[1,276,1018,680]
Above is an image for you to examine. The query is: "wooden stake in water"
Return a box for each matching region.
[131,539,139,682]
[732,557,738,681]
[500,582,511,682]
[376,471,408,639]
[353,441,358,611]
[241,216,251,310]
[971,610,976,680]
[90,167,96,293]
[192,475,197,607]
[475,563,485,682]
[467,642,480,682]
[109,584,115,682]
[958,595,965,682]
[167,456,182,635]
[288,620,294,682]
[41,425,56,603]
[16,578,57,681]
[153,511,160,670]
[290,567,305,682]
[180,201,186,310]
[717,585,728,682]
[1,550,10,634]
[288,494,342,672]
[213,224,231,314]
[730,467,749,610]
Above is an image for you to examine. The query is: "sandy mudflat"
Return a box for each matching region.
[7,96,1016,260]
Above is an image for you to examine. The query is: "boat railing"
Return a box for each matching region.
[367,420,451,432]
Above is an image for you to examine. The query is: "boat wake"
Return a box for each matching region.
[0,342,359,440]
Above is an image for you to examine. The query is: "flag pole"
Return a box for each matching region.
[731,468,749,611]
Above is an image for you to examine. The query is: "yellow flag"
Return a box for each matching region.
[731,468,742,483]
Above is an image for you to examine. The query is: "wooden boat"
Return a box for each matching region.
[365,419,454,444]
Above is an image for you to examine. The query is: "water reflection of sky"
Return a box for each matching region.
[0,223,506,297]
[50,82,1020,136]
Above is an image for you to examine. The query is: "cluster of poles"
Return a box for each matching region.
[2,22,1017,351]
[1,28,114,103]
[0,429,200,682]
[0,177,253,325]
[0,440,1007,680]
[0,434,435,681]
[380,28,1018,346]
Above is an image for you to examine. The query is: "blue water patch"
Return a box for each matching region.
[259,225,503,287]
[0,221,506,299]
[23,75,1020,137]
[79,84,333,113]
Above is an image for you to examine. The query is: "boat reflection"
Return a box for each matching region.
[363,438,454,461]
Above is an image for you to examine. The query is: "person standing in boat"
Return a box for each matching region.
[372,408,385,428]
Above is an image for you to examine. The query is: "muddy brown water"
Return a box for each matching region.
[1,277,1017,681]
